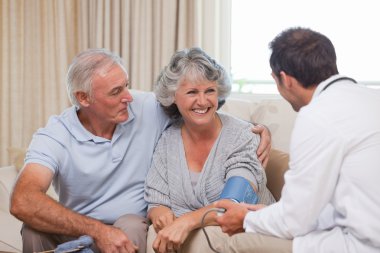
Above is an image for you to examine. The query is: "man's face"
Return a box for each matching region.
[271,72,302,112]
[89,65,133,124]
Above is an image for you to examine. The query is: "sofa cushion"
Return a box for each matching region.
[8,147,27,172]
[221,96,297,153]
[266,149,289,201]
[220,97,257,122]
[250,99,297,153]
[0,165,18,212]
[0,165,22,252]
[0,209,22,252]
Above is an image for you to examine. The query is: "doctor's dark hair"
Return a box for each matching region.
[269,27,339,88]
[154,47,231,119]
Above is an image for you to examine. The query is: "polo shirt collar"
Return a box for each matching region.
[64,105,135,143]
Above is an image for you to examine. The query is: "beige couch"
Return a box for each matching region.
[0,95,296,252]
[0,165,23,252]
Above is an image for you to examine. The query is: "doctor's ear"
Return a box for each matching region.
[279,71,294,89]
[279,71,288,82]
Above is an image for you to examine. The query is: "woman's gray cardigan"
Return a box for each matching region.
[144,113,275,217]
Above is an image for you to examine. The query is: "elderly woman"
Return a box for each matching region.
[144,47,275,253]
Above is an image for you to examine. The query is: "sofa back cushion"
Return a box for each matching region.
[221,96,297,152]
[0,165,18,212]
[250,99,297,153]
[266,149,289,201]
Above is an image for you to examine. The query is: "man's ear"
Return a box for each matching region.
[279,71,294,90]
[75,91,90,107]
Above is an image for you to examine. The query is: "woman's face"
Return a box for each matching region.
[174,79,219,127]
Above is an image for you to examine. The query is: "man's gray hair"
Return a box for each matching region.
[66,48,127,107]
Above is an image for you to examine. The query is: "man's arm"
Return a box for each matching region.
[252,124,271,167]
[218,113,345,239]
[10,163,138,252]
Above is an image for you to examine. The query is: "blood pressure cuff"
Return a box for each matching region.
[219,176,258,204]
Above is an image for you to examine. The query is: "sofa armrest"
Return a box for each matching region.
[0,165,23,252]
[265,149,289,201]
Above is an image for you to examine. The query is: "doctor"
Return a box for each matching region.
[215,27,380,253]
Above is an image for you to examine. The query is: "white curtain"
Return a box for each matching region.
[0,0,231,166]
[1,0,75,167]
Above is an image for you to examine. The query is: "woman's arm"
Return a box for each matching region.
[148,205,176,232]
[224,122,275,205]
[151,204,219,253]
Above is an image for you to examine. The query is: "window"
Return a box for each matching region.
[231,0,380,94]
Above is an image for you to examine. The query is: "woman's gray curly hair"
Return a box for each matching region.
[154,47,231,119]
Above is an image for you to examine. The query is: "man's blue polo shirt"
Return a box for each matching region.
[25,91,169,224]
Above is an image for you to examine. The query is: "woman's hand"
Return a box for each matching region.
[148,206,176,233]
[153,216,192,253]
[252,124,272,167]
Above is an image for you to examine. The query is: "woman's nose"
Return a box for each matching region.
[197,93,207,105]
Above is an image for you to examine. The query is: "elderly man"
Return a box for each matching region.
[10,48,271,253]
[216,27,380,253]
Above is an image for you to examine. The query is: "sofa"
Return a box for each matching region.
[0,94,297,252]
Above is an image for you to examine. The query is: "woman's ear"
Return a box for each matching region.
[75,91,90,107]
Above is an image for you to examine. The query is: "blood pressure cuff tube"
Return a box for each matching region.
[219,176,258,204]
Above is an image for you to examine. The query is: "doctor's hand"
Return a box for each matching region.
[239,202,267,212]
[214,200,249,236]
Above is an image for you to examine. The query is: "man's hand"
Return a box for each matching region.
[252,124,272,167]
[214,200,249,236]
[93,225,138,253]
[240,202,266,212]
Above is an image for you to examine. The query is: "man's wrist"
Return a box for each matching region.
[243,211,257,233]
